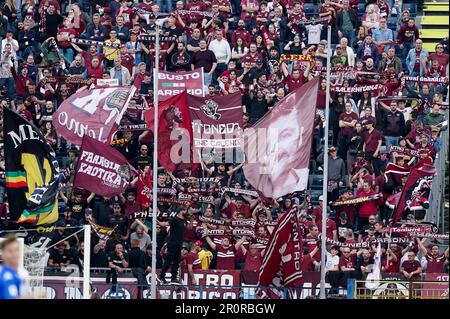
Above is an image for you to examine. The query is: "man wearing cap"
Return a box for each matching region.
[159,207,187,284]
[336,211,354,240]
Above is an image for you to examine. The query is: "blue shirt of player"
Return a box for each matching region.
[0,265,22,299]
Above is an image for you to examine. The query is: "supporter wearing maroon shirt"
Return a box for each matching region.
[401,251,422,280]
[418,238,449,273]
[57,18,76,48]
[281,61,310,93]
[304,226,322,267]
[186,0,209,24]
[287,2,306,36]
[119,45,135,75]
[13,67,32,98]
[425,44,449,69]
[382,244,400,273]
[213,0,232,19]
[204,236,247,270]
[362,119,383,176]
[241,0,260,25]
[242,244,263,271]
[302,246,319,272]
[115,0,136,29]
[224,195,255,219]
[186,242,202,284]
[232,19,252,47]
[338,103,358,159]
[397,18,419,60]
[356,181,381,230]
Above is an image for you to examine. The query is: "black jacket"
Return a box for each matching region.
[382,110,405,137]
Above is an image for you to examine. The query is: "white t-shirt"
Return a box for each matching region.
[306,24,323,45]
[325,252,340,272]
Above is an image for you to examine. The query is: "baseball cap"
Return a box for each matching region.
[365,118,374,125]
[356,151,364,157]
[318,195,324,201]
[336,44,342,49]
[182,243,190,250]
[340,212,348,219]
[320,40,327,45]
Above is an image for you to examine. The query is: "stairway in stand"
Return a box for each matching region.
[419,1,449,53]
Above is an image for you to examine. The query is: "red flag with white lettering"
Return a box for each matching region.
[53,86,136,145]
[73,135,133,197]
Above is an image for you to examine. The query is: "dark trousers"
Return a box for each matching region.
[212,62,227,85]
[160,244,182,280]
[328,270,356,294]
[366,154,383,176]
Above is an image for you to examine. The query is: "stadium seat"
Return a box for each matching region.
[388,16,398,30]
[303,3,316,18]
[402,3,417,17]
[358,3,365,17]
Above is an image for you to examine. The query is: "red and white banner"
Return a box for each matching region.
[422,274,449,299]
[53,86,136,145]
[243,77,319,198]
[392,163,436,223]
[73,135,132,197]
[188,93,243,150]
[158,68,204,100]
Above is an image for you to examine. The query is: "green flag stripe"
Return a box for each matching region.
[5,171,27,178]
[24,202,56,216]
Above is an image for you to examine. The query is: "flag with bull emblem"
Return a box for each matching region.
[53,86,136,146]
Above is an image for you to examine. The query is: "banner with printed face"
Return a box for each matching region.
[158,68,204,100]
[73,135,132,197]
[53,86,136,145]
[188,93,243,150]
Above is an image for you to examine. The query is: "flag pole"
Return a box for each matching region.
[150,24,160,300]
[319,25,332,300]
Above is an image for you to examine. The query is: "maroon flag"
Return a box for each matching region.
[73,135,133,197]
[188,93,243,152]
[242,77,320,198]
[143,92,192,172]
[391,163,436,223]
[53,86,136,145]
[257,207,303,299]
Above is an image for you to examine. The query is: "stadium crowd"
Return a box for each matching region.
[0,0,449,295]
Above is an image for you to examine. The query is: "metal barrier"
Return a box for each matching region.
[427,86,449,234]
[352,280,449,299]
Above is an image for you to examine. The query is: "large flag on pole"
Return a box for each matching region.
[52,86,136,146]
[391,163,436,223]
[257,206,304,299]
[3,108,61,225]
[242,77,320,198]
[143,91,192,171]
[73,135,133,197]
